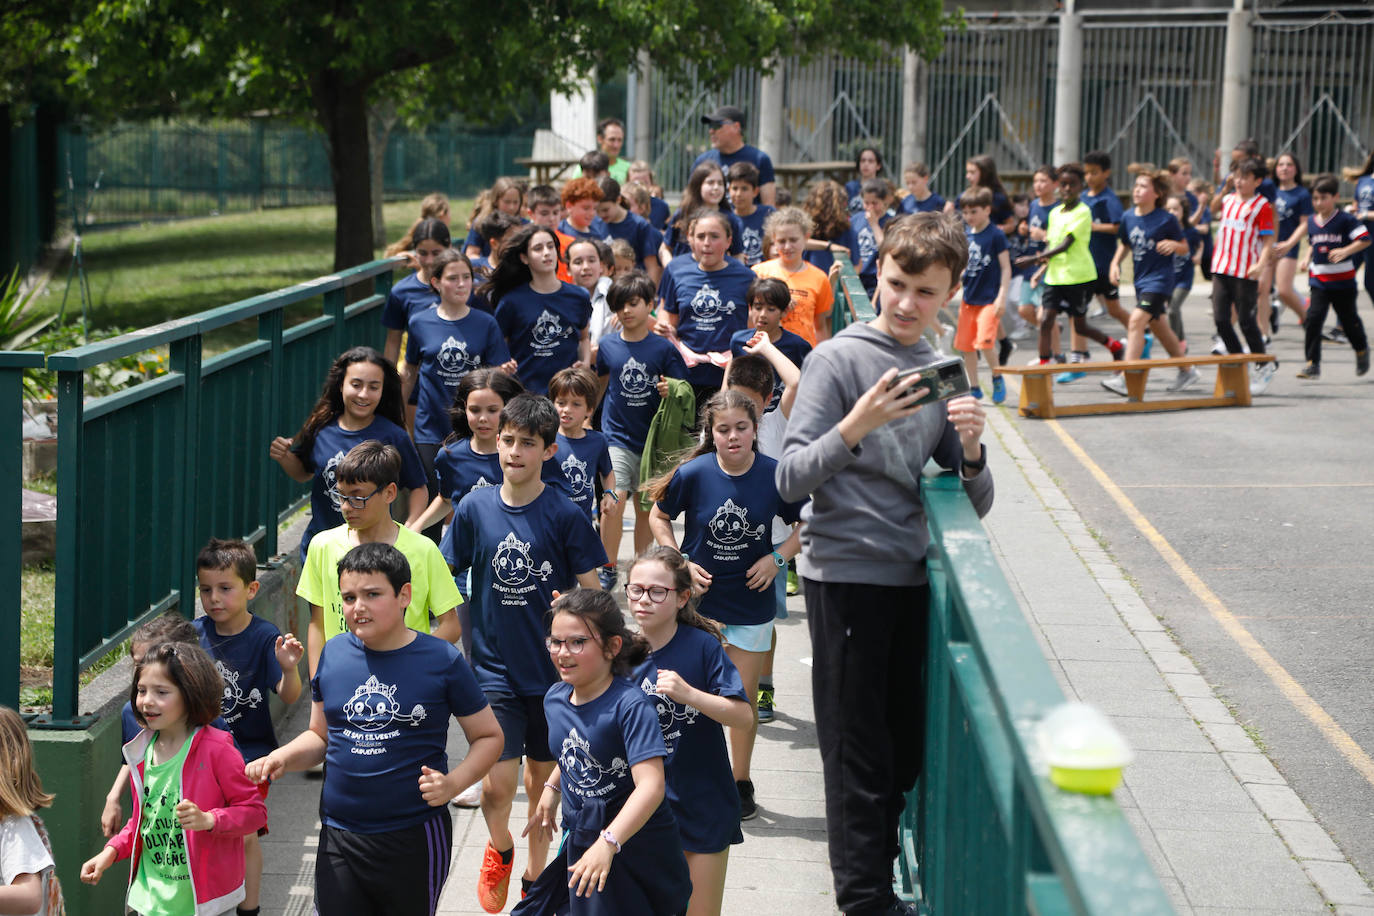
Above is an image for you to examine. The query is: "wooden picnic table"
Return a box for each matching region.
[514,157,579,185]
[773,160,857,191]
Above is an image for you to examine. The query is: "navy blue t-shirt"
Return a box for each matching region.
[603,212,659,269]
[851,210,894,285]
[648,197,671,231]
[736,205,775,267]
[494,282,592,396]
[433,439,569,512]
[595,333,689,452]
[194,615,284,762]
[1119,208,1183,297]
[443,485,608,696]
[381,271,439,332]
[1274,185,1314,242]
[313,632,487,833]
[1081,186,1124,277]
[545,678,673,828]
[556,431,612,525]
[1308,210,1369,290]
[962,223,1009,305]
[729,328,811,414]
[691,145,775,190]
[1028,198,1057,259]
[463,226,491,259]
[1258,177,1278,204]
[558,216,610,242]
[657,257,755,386]
[655,453,803,626]
[405,308,511,445]
[1356,177,1374,230]
[1173,225,1202,291]
[631,626,746,853]
[294,418,427,558]
[1009,231,1036,280]
[902,191,947,215]
[803,225,861,275]
[662,209,745,259]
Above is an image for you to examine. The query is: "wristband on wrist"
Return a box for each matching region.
[600,829,621,853]
[962,444,987,473]
[544,782,561,793]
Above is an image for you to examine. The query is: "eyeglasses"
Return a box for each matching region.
[334,486,382,509]
[546,635,597,655]
[625,584,676,603]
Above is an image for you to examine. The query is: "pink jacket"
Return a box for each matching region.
[107,726,267,916]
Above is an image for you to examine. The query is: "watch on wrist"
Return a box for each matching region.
[962,444,987,473]
[771,550,786,569]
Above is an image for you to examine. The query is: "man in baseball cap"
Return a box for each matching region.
[693,104,777,206]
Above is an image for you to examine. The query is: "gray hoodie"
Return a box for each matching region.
[776,322,994,587]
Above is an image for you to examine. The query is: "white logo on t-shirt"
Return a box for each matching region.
[532,310,566,347]
[741,228,763,264]
[560,727,627,796]
[561,452,591,498]
[1128,224,1152,260]
[324,450,347,509]
[343,675,427,733]
[492,531,553,587]
[437,336,478,375]
[619,356,652,396]
[964,239,990,282]
[216,660,262,720]
[689,283,735,320]
[468,476,496,495]
[640,676,698,755]
[858,226,877,264]
[707,498,765,547]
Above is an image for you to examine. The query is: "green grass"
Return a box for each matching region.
[21,564,55,668]
[36,197,474,350]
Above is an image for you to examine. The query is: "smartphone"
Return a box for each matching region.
[886,356,972,407]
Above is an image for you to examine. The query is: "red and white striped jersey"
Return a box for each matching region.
[1211,193,1274,278]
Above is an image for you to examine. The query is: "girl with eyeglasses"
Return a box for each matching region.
[625,546,751,916]
[515,590,691,916]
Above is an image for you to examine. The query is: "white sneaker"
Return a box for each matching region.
[452,780,483,809]
[1100,374,1128,396]
[1210,337,1228,356]
[1166,367,1201,392]
[1249,362,1276,396]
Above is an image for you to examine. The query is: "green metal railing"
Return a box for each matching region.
[3,352,46,711]
[40,258,399,724]
[829,257,1172,913]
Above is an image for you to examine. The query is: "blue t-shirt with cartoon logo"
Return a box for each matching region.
[736,206,775,267]
[433,440,570,516]
[658,257,755,386]
[556,431,612,525]
[850,210,895,290]
[655,453,804,626]
[494,282,592,396]
[443,485,608,696]
[293,418,427,560]
[961,223,1009,306]
[381,271,439,331]
[728,328,811,414]
[1118,208,1183,297]
[595,333,689,452]
[603,212,661,270]
[312,631,488,833]
[1081,186,1124,278]
[405,308,511,445]
[630,625,746,853]
[193,615,284,762]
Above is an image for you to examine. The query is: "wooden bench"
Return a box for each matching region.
[997,353,1276,418]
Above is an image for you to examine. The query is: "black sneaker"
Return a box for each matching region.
[881,895,920,915]
[1296,362,1320,380]
[736,779,758,820]
[1357,350,1370,377]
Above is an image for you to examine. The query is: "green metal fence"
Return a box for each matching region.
[3,352,46,710]
[828,259,1173,914]
[38,258,399,724]
[57,122,535,225]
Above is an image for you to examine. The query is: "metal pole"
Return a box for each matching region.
[901,47,929,167]
[634,51,653,165]
[757,60,786,163]
[1219,1,1253,161]
[1053,3,1083,165]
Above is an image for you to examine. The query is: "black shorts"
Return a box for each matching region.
[489,692,555,762]
[1091,275,1120,300]
[1042,281,1095,317]
[1136,292,1169,319]
[316,809,453,916]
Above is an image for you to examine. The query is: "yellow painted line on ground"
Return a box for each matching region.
[1119,483,1374,489]
[1045,418,1374,790]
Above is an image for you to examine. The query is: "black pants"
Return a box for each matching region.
[316,809,453,915]
[414,441,444,545]
[804,578,929,916]
[1305,287,1369,364]
[1212,274,1266,355]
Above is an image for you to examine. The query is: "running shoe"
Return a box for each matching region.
[1325,326,1349,344]
[597,564,618,590]
[1166,367,1201,392]
[452,780,482,809]
[1250,362,1277,396]
[1358,350,1370,377]
[786,565,798,596]
[1100,375,1128,396]
[991,375,1006,404]
[1141,333,1154,360]
[477,843,514,913]
[970,386,984,400]
[1296,362,1320,380]
[757,685,775,723]
[1210,336,1227,355]
[1089,303,1107,318]
[737,779,759,821]
[1055,370,1087,384]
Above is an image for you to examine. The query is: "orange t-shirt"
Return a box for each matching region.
[752,259,834,346]
[555,230,578,284]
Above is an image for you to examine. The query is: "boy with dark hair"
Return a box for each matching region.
[1211,156,1278,394]
[594,271,688,583]
[594,175,662,283]
[297,440,463,676]
[547,367,615,527]
[900,162,947,215]
[727,161,776,266]
[441,394,608,911]
[1297,173,1371,379]
[1072,150,1132,378]
[475,210,524,271]
[957,187,1011,404]
[730,276,811,416]
[193,537,303,916]
[578,149,610,182]
[248,542,503,916]
[779,212,992,916]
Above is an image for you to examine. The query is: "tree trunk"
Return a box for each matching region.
[368,101,399,251]
[311,71,375,272]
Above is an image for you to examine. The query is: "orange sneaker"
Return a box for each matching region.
[477,842,513,913]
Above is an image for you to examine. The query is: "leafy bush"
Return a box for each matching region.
[23,323,169,401]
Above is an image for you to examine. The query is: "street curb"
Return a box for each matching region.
[985,402,1374,911]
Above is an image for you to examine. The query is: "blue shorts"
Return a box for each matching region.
[722,620,774,653]
[488,692,554,763]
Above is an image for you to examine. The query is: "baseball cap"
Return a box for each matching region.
[702,106,746,128]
